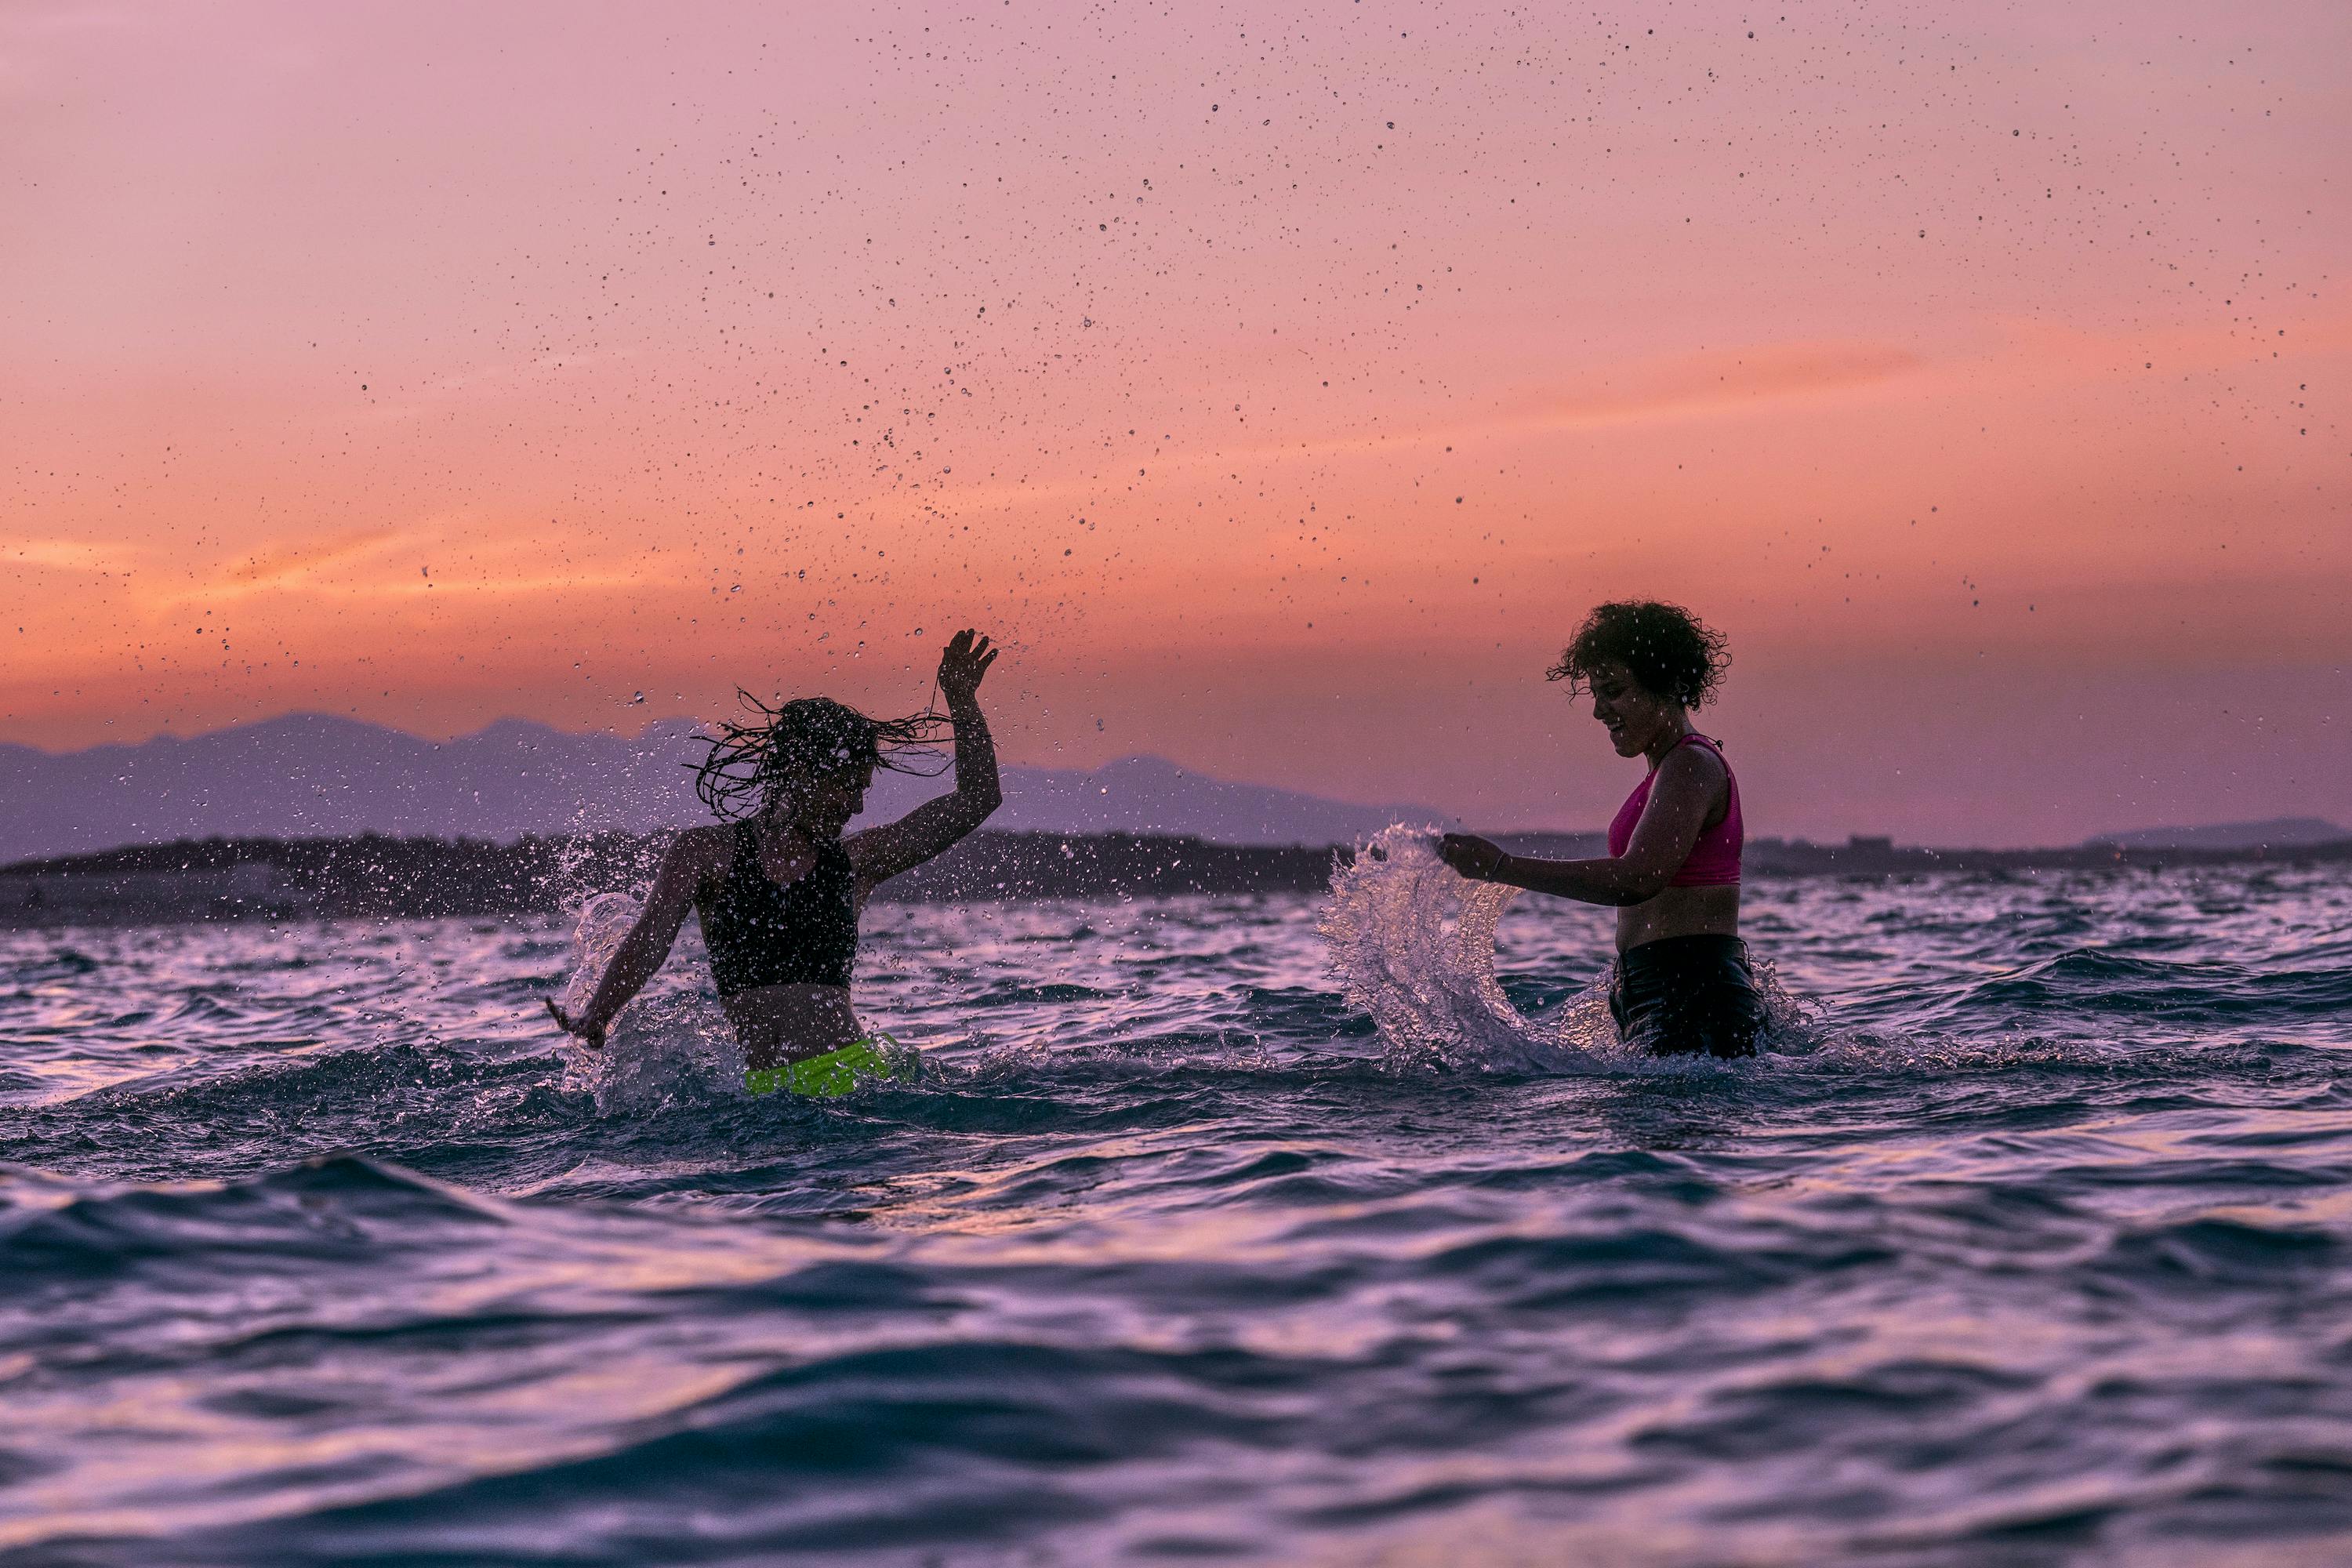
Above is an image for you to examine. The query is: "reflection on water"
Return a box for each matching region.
[4,863,2352,1563]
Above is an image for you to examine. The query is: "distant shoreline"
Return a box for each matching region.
[1,829,2347,929]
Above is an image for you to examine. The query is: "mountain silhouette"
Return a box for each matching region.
[0,714,1455,863]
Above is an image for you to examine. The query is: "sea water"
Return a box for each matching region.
[4,835,2352,1564]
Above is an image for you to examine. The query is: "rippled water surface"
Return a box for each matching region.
[6,854,2352,1566]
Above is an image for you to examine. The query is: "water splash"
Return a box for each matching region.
[1320,826,1617,1072]
[558,891,646,1020]
[1316,825,1867,1072]
[557,891,740,1106]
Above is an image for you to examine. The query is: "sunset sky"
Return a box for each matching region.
[3,0,2346,844]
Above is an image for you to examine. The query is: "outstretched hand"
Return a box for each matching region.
[938,628,998,705]
[1438,833,1508,882]
[545,998,606,1049]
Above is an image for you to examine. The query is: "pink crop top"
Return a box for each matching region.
[1606,732,1742,887]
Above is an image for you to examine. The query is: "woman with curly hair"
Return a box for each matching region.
[1439,601,1765,1058]
[547,630,1002,1094]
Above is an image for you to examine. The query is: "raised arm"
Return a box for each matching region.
[848,629,1003,888]
[546,831,716,1047]
[1439,743,1723,906]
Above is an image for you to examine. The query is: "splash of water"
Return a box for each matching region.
[1320,826,1618,1072]
[1316,826,1867,1071]
[557,891,742,1106]
[557,891,646,1019]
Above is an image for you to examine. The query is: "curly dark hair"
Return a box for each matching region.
[1546,601,1730,709]
[691,694,950,821]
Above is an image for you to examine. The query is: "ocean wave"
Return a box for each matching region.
[8,873,2352,1565]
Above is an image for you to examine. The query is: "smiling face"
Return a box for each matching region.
[1584,659,1686,760]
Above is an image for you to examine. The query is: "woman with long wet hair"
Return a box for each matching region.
[547,630,1002,1094]
[1439,601,1766,1058]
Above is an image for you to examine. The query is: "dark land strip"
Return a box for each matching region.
[1,830,2347,927]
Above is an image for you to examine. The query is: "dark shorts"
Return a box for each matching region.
[1609,935,1766,1058]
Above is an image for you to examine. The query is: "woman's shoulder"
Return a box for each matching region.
[666,822,739,873]
[1676,731,1730,760]
[1657,735,1730,786]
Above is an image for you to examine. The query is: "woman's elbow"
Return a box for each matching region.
[940,789,1000,833]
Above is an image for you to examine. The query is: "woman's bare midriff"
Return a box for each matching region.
[1615,884,1741,953]
[720,983,865,1071]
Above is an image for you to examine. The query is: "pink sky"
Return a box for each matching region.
[2,0,2347,843]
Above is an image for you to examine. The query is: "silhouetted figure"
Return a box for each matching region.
[548,630,1002,1094]
[1440,601,1763,1058]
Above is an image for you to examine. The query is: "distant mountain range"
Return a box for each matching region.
[0,714,2339,868]
[0,713,1458,866]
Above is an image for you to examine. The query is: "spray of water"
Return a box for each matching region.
[559,828,1843,1096]
[557,891,645,1020]
[1319,826,1621,1072]
[1321,826,1918,1072]
[556,891,742,1107]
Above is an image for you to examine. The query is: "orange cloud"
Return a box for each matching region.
[0,538,140,574]
[1519,341,1926,430]
[220,526,408,588]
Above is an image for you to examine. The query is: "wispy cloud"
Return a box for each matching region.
[0,537,140,573]
[219,526,408,589]
[920,338,1931,515]
[163,514,664,608]
[1515,341,1924,430]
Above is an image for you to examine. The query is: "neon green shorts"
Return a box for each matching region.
[744,1035,906,1098]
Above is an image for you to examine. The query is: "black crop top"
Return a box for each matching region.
[697,822,860,995]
